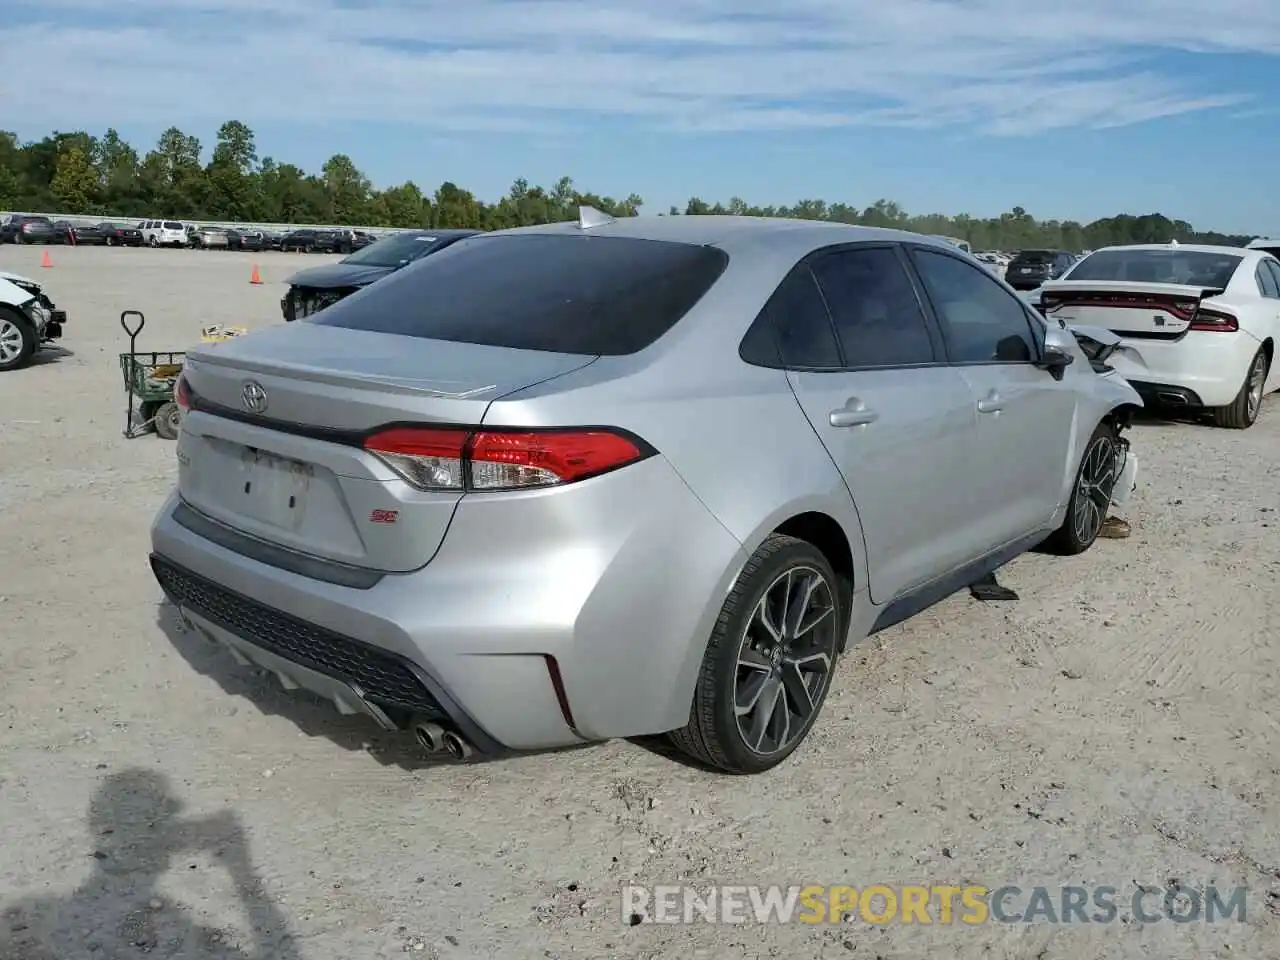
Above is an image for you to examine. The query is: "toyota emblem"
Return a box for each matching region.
[241,380,268,414]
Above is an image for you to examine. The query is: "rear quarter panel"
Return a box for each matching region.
[484,250,871,596]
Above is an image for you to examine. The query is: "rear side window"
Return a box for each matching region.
[1257,262,1280,298]
[1266,259,1280,294]
[740,267,841,369]
[809,247,937,367]
[313,234,730,356]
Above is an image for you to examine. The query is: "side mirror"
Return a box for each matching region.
[1034,326,1076,380]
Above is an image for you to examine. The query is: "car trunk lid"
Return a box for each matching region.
[1037,280,1231,339]
[177,324,596,572]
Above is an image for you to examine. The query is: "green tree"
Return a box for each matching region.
[51,145,99,211]
[1,120,1257,249]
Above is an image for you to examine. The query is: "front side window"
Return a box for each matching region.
[808,247,936,367]
[911,249,1038,364]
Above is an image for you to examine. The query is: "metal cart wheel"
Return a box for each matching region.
[153,401,182,440]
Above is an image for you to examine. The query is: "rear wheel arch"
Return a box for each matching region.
[772,511,855,639]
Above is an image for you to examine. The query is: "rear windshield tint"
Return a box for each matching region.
[1012,250,1055,263]
[1067,249,1242,287]
[164,221,183,229]
[311,233,730,355]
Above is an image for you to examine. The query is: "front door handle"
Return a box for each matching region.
[977,391,1003,414]
[829,398,879,427]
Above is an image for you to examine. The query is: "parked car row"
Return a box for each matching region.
[0,214,385,253]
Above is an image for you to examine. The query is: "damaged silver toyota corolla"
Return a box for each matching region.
[0,269,67,371]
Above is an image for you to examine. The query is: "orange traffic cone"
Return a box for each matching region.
[40,250,52,268]
[249,264,262,285]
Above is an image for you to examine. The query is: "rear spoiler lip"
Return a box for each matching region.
[1036,283,1229,309]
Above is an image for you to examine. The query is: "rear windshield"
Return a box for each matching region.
[1012,250,1056,263]
[1067,249,1242,287]
[311,233,730,356]
[343,232,447,267]
[164,221,183,229]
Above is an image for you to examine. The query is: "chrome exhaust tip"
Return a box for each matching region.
[412,720,447,753]
[442,730,474,761]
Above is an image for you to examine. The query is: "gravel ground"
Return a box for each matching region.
[1,245,1277,960]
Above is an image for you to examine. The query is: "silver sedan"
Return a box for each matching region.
[150,213,1141,773]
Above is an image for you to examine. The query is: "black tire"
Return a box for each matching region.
[13,231,23,245]
[1043,420,1120,556]
[153,401,182,440]
[0,309,36,372]
[670,534,844,774]
[149,236,158,248]
[1210,348,1269,429]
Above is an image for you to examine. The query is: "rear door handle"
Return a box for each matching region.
[829,398,879,427]
[977,391,1003,414]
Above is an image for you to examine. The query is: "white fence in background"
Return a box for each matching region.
[1,211,415,234]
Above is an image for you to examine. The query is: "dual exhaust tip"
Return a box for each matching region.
[412,719,474,761]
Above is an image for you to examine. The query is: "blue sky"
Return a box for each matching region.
[8,0,1280,233]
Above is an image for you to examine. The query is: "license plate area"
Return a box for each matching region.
[237,447,313,531]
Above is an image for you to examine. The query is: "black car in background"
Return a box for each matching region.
[1,215,56,244]
[1005,249,1077,290]
[226,229,268,251]
[279,228,323,252]
[281,228,480,321]
[54,221,110,245]
[97,222,145,246]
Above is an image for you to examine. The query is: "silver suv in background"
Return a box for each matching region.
[138,220,189,247]
[151,213,1141,773]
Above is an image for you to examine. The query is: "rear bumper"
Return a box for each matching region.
[1105,330,1261,408]
[1008,274,1051,289]
[148,456,745,752]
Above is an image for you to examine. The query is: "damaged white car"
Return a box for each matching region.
[0,269,67,371]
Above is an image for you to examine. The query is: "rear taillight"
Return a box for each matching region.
[1188,309,1238,332]
[362,426,650,492]
[174,374,191,413]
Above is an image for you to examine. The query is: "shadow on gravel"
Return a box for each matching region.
[1130,404,1209,428]
[19,345,75,369]
[154,601,593,770]
[0,768,301,960]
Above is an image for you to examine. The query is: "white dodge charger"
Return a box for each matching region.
[1037,243,1280,428]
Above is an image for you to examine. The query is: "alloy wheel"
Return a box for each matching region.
[0,317,25,364]
[734,565,837,756]
[1072,435,1117,544]
[1247,354,1267,422]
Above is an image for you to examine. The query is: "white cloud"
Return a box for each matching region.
[5,0,1279,135]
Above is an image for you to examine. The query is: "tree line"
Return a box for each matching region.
[0,120,1255,252]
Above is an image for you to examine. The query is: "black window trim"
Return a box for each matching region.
[738,240,949,374]
[902,242,1046,367]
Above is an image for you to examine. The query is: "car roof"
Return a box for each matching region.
[397,228,481,238]
[483,214,958,259]
[1089,242,1252,256]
